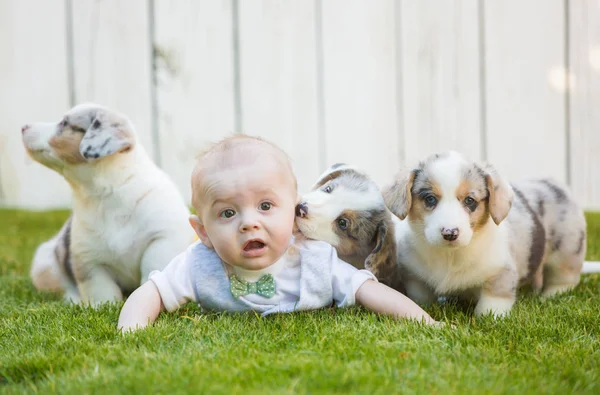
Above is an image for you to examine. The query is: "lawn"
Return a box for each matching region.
[1,209,599,394]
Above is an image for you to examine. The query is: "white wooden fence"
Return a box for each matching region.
[1,0,599,210]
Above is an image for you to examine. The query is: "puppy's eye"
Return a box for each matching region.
[337,218,349,230]
[464,196,478,211]
[323,185,333,193]
[259,202,272,211]
[220,209,236,218]
[424,195,438,208]
[70,125,86,133]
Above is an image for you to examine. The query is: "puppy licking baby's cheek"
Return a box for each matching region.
[296,165,403,289]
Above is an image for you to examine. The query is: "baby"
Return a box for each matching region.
[118,135,439,331]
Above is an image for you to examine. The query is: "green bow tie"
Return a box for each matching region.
[230,274,276,299]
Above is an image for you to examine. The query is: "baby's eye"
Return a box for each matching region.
[259,202,272,211]
[220,209,236,218]
[323,185,333,193]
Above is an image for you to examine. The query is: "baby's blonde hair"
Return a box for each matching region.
[191,135,297,211]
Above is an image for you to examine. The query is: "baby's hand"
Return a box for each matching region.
[117,281,164,332]
[356,280,449,325]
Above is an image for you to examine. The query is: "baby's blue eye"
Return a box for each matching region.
[259,202,272,211]
[220,209,235,218]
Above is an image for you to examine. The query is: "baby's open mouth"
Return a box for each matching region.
[243,239,266,251]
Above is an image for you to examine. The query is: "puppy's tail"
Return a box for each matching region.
[582,261,600,274]
[31,238,64,292]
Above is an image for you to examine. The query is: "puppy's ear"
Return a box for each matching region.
[79,111,135,159]
[481,164,513,225]
[311,163,356,190]
[365,218,399,287]
[383,168,417,220]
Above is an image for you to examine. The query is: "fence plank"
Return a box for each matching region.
[569,1,600,210]
[1,1,600,210]
[320,0,401,187]
[0,0,71,208]
[70,0,155,158]
[238,0,321,193]
[153,0,236,203]
[400,0,482,165]
[484,0,567,182]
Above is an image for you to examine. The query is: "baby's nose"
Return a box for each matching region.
[241,224,259,233]
[21,124,31,134]
[240,216,260,232]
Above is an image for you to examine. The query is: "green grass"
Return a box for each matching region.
[1,209,599,394]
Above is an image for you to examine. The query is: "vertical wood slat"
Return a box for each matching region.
[237,0,321,193]
[153,0,236,203]
[0,0,71,208]
[70,0,155,158]
[484,0,567,183]
[568,1,600,210]
[1,1,600,210]
[399,0,482,167]
[320,0,401,188]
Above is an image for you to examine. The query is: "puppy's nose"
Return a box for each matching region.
[21,125,31,134]
[295,202,308,218]
[441,228,459,241]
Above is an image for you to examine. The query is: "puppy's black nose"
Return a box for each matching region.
[441,228,459,241]
[296,202,308,218]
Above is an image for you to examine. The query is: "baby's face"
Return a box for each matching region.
[196,158,297,271]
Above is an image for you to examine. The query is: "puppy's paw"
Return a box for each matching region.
[404,279,438,306]
[429,321,456,329]
[541,284,575,298]
[63,290,81,304]
[474,295,514,318]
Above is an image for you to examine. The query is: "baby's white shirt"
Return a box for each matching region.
[149,238,375,313]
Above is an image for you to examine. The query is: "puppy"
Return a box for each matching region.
[295,164,403,290]
[22,103,194,306]
[383,151,590,317]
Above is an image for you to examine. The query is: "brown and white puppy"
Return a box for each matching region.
[295,164,403,290]
[383,151,591,317]
[22,103,194,306]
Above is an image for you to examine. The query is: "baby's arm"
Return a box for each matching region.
[355,279,438,325]
[327,243,440,325]
[118,281,164,332]
[118,248,196,332]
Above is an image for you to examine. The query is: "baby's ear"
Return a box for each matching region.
[189,215,213,248]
